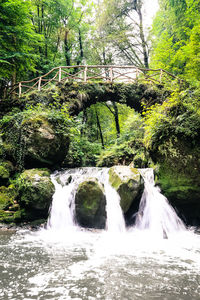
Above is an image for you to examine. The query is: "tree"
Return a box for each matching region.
[151,0,200,82]
[96,0,149,67]
[104,102,121,138]
[30,0,93,71]
[0,0,40,91]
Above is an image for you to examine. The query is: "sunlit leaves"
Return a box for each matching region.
[151,0,200,82]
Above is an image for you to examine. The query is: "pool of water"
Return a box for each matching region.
[1,228,200,300]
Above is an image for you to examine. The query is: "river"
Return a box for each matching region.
[1,228,200,300]
[1,167,200,299]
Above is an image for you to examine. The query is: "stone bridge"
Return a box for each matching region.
[4,65,184,115]
[23,81,168,115]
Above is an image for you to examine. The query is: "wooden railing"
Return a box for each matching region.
[9,65,182,97]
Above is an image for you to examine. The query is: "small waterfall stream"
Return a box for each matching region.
[135,168,186,237]
[47,171,78,231]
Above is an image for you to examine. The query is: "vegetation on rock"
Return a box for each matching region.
[0,184,20,223]
[109,166,144,214]
[0,105,72,170]
[75,178,106,229]
[15,168,55,220]
[143,88,200,224]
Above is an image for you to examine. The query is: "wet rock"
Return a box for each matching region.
[75,178,106,229]
[109,166,144,213]
[17,168,55,220]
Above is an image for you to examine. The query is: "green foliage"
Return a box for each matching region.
[151,0,200,82]
[0,160,14,184]
[97,111,148,167]
[64,134,102,167]
[93,0,149,67]
[0,184,20,223]
[0,0,95,97]
[143,89,200,151]
[0,0,41,87]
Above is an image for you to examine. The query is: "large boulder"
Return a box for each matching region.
[0,110,70,169]
[22,116,69,167]
[17,168,55,220]
[155,140,200,225]
[109,166,144,214]
[75,178,106,229]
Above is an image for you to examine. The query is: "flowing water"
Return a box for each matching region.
[1,168,200,300]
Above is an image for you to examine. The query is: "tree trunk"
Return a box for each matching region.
[77,29,84,65]
[112,102,120,137]
[137,5,149,69]
[53,33,61,62]
[64,29,71,66]
[95,110,105,149]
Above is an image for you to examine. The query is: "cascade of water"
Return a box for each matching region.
[47,171,78,231]
[103,170,126,233]
[47,168,126,233]
[135,168,186,238]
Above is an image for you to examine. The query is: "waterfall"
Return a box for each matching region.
[47,168,126,233]
[47,167,186,238]
[134,168,186,238]
[104,171,126,233]
[47,170,79,231]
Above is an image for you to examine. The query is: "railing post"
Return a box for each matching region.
[38,77,42,91]
[136,68,139,79]
[160,69,163,83]
[109,67,113,83]
[58,67,62,82]
[19,82,22,97]
[84,66,87,83]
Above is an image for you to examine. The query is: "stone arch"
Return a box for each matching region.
[56,81,167,115]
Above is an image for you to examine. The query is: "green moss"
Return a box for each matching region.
[0,209,23,223]
[158,161,200,204]
[109,166,143,213]
[76,180,102,214]
[0,185,18,210]
[0,161,14,181]
[0,166,9,179]
[0,210,15,223]
[75,178,106,228]
[0,107,71,169]
[0,189,11,210]
[15,168,54,220]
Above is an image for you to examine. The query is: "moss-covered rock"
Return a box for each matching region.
[155,140,200,225]
[0,109,70,169]
[143,90,200,225]
[16,168,55,220]
[0,185,21,223]
[0,160,14,185]
[109,166,144,213]
[75,178,106,229]
[0,186,13,210]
